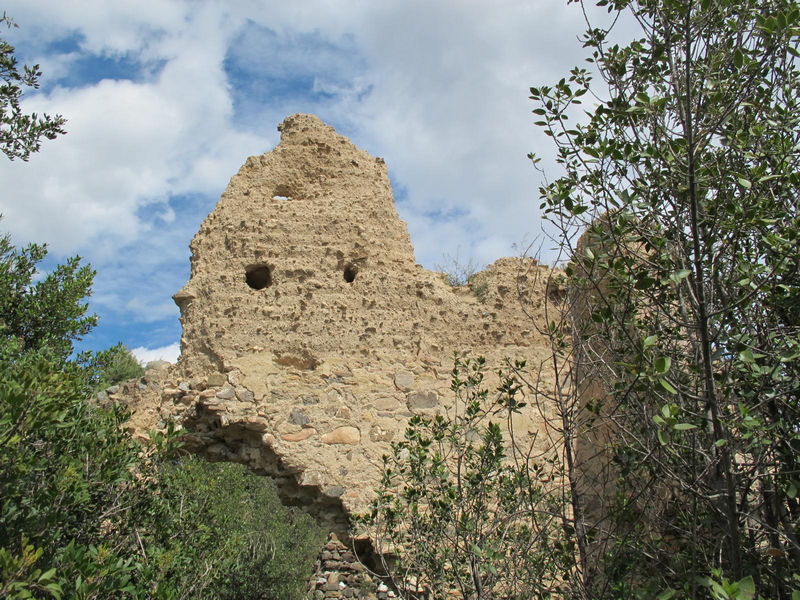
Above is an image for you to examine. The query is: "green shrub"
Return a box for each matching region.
[146,458,325,600]
[435,252,489,302]
[434,251,482,287]
[86,342,145,390]
[0,344,325,599]
[0,343,150,599]
[0,230,325,599]
[357,354,572,599]
[467,273,489,303]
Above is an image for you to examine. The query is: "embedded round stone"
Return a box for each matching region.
[321,426,360,445]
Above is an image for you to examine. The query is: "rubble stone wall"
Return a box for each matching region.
[117,114,563,543]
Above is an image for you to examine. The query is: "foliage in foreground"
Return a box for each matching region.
[143,457,326,600]
[358,354,573,599]
[0,234,325,599]
[0,12,66,160]
[527,0,800,597]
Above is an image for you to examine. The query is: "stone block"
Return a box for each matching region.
[282,428,316,442]
[206,372,227,387]
[290,407,310,425]
[215,385,235,399]
[406,390,438,410]
[393,371,415,392]
[321,426,360,445]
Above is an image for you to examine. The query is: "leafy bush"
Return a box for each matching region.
[146,458,325,600]
[87,343,145,390]
[531,0,800,596]
[0,342,151,599]
[358,354,572,599]
[0,232,96,364]
[0,230,326,598]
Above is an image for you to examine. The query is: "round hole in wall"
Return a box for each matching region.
[245,264,273,290]
[343,263,358,283]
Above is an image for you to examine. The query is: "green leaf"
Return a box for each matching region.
[673,423,696,431]
[758,174,781,183]
[643,335,658,349]
[738,177,752,189]
[654,356,671,374]
[739,349,755,363]
[733,48,744,68]
[787,482,798,499]
[737,575,756,600]
[669,269,692,284]
[659,378,678,394]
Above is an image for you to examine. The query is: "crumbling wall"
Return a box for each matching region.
[118,114,561,541]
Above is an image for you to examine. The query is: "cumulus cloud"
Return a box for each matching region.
[0,2,270,256]
[131,342,181,366]
[0,0,605,354]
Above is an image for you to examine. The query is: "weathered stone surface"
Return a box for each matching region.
[162,386,182,399]
[290,408,310,426]
[324,485,345,498]
[406,390,438,410]
[235,387,254,403]
[145,359,171,372]
[373,397,402,411]
[215,385,235,399]
[115,114,560,543]
[321,426,360,445]
[369,424,395,442]
[393,371,415,392]
[206,372,227,387]
[282,428,316,442]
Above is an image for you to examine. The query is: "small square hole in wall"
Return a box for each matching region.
[343,263,358,283]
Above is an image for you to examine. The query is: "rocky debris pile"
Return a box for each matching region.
[309,534,393,600]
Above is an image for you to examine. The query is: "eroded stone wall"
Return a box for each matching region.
[118,114,561,540]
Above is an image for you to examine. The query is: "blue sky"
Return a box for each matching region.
[0,1,606,364]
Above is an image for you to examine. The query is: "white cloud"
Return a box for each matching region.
[0,0,609,353]
[0,1,269,257]
[336,0,593,266]
[131,342,181,365]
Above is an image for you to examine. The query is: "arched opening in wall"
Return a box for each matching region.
[343,263,358,283]
[245,264,273,290]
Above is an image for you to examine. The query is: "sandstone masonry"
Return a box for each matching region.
[117,114,561,540]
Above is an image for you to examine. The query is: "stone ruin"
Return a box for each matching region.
[118,113,562,547]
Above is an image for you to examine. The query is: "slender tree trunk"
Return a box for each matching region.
[681,3,742,578]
